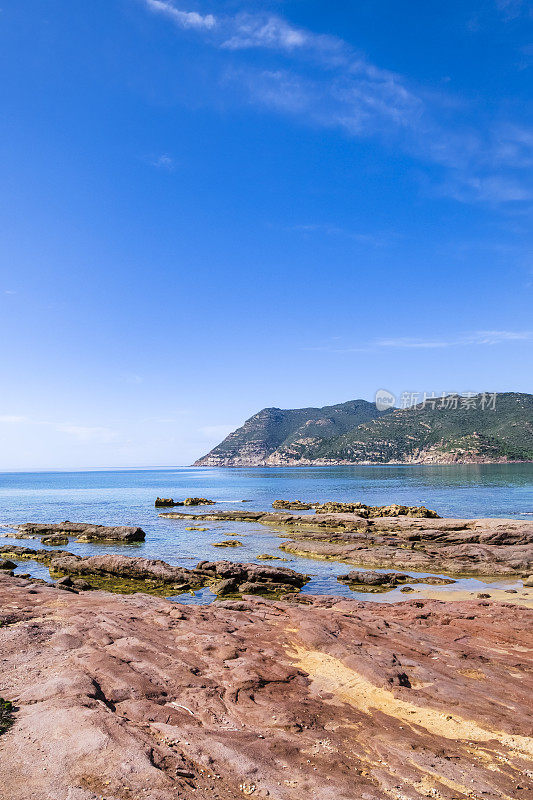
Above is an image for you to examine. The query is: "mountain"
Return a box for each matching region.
[193,400,391,466]
[194,393,533,466]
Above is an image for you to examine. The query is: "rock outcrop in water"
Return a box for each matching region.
[155,497,216,507]
[6,521,146,542]
[0,545,309,598]
[0,571,532,800]
[337,569,455,592]
[160,508,533,577]
[271,500,440,518]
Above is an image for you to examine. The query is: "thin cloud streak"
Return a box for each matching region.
[144,0,216,29]
[141,2,533,206]
[305,330,533,353]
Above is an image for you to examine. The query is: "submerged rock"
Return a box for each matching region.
[255,553,289,561]
[212,540,243,547]
[40,535,69,546]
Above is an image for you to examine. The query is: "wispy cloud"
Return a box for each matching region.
[378,331,533,348]
[495,0,533,20]
[306,330,533,353]
[149,153,176,171]
[0,415,27,423]
[221,13,340,55]
[140,3,533,206]
[144,0,215,29]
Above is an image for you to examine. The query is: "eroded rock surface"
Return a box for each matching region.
[0,571,532,800]
[271,501,440,517]
[0,546,309,598]
[161,510,533,576]
[7,521,146,542]
[337,569,455,592]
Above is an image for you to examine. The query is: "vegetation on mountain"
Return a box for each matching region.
[195,392,533,465]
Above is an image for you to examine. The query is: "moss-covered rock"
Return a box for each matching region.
[0,698,13,735]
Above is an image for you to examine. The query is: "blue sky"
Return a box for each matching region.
[0,0,532,469]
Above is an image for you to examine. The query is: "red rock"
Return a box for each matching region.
[0,572,532,800]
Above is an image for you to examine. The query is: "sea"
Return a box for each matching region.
[1,464,531,603]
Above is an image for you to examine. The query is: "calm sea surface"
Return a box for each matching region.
[1,464,531,602]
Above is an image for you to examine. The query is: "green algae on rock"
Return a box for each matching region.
[212,540,243,547]
[155,497,216,507]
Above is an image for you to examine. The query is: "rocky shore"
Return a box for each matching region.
[0,544,309,598]
[160,508,533,577]
[0,570,532,800]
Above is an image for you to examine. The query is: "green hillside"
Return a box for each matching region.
[194,393,533,466]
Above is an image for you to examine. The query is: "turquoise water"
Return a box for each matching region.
[0,464,531,602]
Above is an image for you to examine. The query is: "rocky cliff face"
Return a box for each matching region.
[194,399,390,466]
[194,392,533,466]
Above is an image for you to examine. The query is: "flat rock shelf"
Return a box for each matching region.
[160,509,533,577]
[0,571,532,800]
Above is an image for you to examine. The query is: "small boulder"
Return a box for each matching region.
[212,540,243,548]
[256,554,289,561]
[71,578,92,591]
[0,559,16,570]
[272,500,314,510]
[41,535,69,546]
[212,578,240,596]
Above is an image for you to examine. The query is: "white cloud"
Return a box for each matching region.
[149,153,175,170]
[144,0,216,30]
[377,331,533,349]
[376,337,452,349]
[222,14,313,52]
[466,330,533,345]
[0,415,26,423]
[306,330,533,353]
[140,3,533,206]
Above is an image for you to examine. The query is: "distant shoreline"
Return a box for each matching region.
[192,459,533,467]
